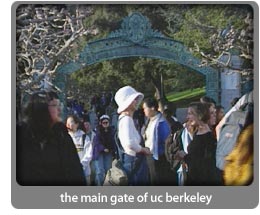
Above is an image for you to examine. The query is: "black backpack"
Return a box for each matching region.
[165,128,184,171]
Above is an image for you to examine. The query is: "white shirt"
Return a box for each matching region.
[68,129,85,158]
[181,127,193,154]
[81,134,93,177]
[118,115,142,156]
[144,113,160,154]
[68,129,93,177]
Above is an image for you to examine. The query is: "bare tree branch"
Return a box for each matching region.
[192,12,253,78]
[16,4,97,94]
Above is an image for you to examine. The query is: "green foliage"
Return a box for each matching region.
[161,4,251,57]
[166,87,206,102]
[166,87,206,108]
[68,4,251,102]
[70,54,205,101]
[83,5,128,41]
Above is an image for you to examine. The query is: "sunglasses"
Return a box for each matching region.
[102,121,109,125]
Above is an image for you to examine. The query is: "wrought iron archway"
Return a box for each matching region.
[56,12,220,103]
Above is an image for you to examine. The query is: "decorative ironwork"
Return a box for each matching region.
[56,12,220,103]
[108,12,165,43]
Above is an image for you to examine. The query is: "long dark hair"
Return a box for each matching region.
[24,91,60,140]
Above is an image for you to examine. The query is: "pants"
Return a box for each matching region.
[146,154,177,185]
[93,152,112,185]
[121,153,150,186]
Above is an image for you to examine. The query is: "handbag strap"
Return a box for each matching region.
[115,115,144,177]
[114,116,126,160]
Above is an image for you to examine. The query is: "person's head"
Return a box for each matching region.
[142,97,159,118]
[200,96,216,107]
[99,114,110,128]
[205,102,217,127]
[186,102,210,126]
[216,105,225,124]
[162,108,173,120]
[66,115,80,132]
[114,86,144,114]
[24,90,62,128]
[83,120,91,133]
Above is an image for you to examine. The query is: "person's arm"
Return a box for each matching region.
[119,117,151,155]
[60,126,87,185]
[119,117,142,153]
[81,135,93,176]
[216,91,253,140]
[158,121,171,145]
[157,121,171,156]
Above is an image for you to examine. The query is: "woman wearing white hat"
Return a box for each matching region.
[114,86,151,185]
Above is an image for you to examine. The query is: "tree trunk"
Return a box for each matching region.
[152,79,168,112]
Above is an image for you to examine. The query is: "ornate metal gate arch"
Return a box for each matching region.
[56,12,220,103]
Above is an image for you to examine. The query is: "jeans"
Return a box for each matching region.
[93,152,112,185]
[121,153,150,185]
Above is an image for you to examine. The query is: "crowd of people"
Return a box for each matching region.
[66,93,118,131]
[16,86,254,186]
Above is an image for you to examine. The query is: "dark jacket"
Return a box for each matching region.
[92,126,116,160]
[185,131,219,186]
[17,122,86,186]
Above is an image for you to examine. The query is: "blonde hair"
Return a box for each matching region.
[224,124,253,185]
[189,102,210,123]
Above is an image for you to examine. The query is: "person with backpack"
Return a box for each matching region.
[165,108,197,186]
[114,86,151,185]
[163,107,184,185]
[82,118,96,185]
[66,114,93,185]
[163,107,183,135]
[142,97,171,185]
[215,91,253,141]
[215,91,253,181]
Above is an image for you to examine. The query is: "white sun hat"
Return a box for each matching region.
[114,86,144,114]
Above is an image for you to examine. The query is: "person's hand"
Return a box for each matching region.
[104,148,109,153]
[174,150,186,160]
[140,147,151,155]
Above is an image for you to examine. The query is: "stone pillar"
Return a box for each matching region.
[220,55,242,112]
[221,70,241,112]
[206,68,221,105]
